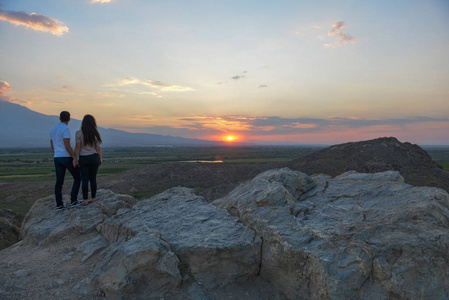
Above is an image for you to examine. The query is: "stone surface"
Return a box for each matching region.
[20,189,136,246]
[97,187,261,297]
[214,168,449,299]
[2,167,449,299]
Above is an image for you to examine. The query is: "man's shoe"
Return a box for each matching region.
[70,200,82,208]
[56,204,68,211]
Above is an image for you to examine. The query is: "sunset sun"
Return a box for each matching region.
[224,135,237,143]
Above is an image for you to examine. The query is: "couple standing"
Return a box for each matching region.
[50,111,102,211]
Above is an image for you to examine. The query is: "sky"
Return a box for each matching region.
[1,0,448,145]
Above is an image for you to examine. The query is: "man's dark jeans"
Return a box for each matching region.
[79,153,100,200]
[54,157,81,207]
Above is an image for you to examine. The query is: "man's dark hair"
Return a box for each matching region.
[59,111,70,122]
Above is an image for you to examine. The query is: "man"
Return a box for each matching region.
[50,111,82,211]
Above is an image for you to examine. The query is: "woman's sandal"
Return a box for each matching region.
[83,200,89,206]
[88,198,96,204]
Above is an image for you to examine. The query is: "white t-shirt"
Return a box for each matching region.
[50,123,71,158]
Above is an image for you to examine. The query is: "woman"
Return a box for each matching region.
[75,114,102,206]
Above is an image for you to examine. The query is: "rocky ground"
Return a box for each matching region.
[2,168,449,299]
[0,191,286,300]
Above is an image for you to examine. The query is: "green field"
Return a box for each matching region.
[0,146,322,181]
[1,145,448,182]
[426,148,449,171]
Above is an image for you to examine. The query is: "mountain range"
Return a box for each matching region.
[0,101,217,147]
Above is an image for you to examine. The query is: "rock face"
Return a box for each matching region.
[214,168,449,299]
[0,208,21,250]
[288,137,449,193]
[94,187,261,298]
[1,168,449,299]
[20,189,137,246]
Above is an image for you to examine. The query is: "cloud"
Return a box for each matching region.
[92,0,112,3]
[129,115,154,122]
[179,116,255,132]
[0,80,29,104]
[231,71,247,81]
[326,21,355,47]
[106,77,195,95]
[329,21,345,33]
[175,115,449,137]
[114,115,449,143]
[98,92,126,98]
[259,85,268,88]
[0,81,12,95]
[0,9,68,36]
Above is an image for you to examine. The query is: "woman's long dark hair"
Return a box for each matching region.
[81,114,102,146]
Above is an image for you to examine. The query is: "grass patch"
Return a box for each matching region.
[223,157,291,164]
[0,168,53,176]
[0,174,55,182]
[98,167,132,175]
[438,162,449,171]
[0,201,32,217]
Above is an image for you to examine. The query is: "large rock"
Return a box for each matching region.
[20,189,137,245]
[213,168,449,299]
[8,187,265,299]
[95,187,261,298]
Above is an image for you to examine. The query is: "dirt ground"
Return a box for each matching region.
[0,232,104,300]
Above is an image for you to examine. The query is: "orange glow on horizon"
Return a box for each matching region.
[224,135,239,143]
[202,134,243,143]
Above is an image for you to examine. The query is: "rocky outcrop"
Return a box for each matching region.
[90,187,261,298]
[0,208,21,250]
[214,168,449,299]
[20,189,137,246]
[288,137,449,193]
[1,168,449,299]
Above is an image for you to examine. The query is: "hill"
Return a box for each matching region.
[287,137,449,193]
[0,101,216,147]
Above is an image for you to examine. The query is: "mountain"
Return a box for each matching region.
[287,136,449,193]
[0,101,217,147]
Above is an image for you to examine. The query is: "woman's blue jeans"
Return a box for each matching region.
[79,153,100,200]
